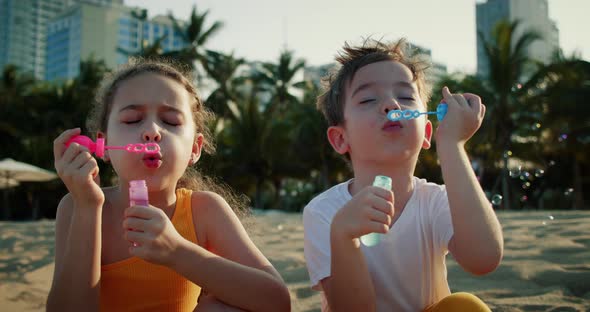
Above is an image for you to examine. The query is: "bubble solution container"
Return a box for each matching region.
[360,175,392,247]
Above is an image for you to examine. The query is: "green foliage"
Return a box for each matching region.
[3,14,589,219]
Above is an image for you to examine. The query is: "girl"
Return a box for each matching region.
[47,59,291,312]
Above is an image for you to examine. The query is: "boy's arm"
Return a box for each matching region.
[321,231,376,312]
[320,187,393,312]
[437,88,503,275]
[438,143,503,275]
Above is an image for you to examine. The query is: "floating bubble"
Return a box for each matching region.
[491,194,503,206]
[520,195,528,202]
[558,134,568,142]
[503,150,513,158]
[564,188,574,196]
[522,182,531,190]
[277,224,284,231]
[534,169,545,178]
[534,123,541,129]
[549,160,556,166]
[542,221,547,225]
[509,166,522,178]
[548,215,554,220]
[520,171,531,181]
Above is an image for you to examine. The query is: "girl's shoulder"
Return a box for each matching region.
[190,190,234,220]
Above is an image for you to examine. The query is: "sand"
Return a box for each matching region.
[1,210,589,311]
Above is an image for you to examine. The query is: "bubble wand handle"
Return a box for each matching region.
[387,103,448,122]
[65,135,160,157]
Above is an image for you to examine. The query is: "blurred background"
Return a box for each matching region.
[1,0,589,219]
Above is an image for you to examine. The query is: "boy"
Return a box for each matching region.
[303,39,503,311]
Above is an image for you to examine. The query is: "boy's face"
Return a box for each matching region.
[327,60,432,165]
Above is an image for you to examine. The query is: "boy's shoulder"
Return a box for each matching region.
[304,179,352,217]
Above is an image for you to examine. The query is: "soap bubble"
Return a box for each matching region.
[491,194,503,206]
[564,188,574,196]
[509,166,522,178]
[520,195,528,202]
[548,215,554,220]
[534,169,545,178]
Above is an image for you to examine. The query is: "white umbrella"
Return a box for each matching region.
[0,158,58,219]
[0,177,19,189]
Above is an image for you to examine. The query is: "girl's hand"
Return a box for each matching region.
[123,204,185,266]
[53,128,104,208]
[436,87,486,145]
[331,186,394,241]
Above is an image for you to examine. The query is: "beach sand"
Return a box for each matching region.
[1,210,589,311]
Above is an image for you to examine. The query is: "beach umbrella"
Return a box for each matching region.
[0,158,58,219]
[0,177,19,189]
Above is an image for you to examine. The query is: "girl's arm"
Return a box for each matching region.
[46,195,102,311]
[47,128,104,311]
[171,191,290,312]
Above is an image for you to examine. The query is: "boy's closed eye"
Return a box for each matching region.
[359,98,376,104]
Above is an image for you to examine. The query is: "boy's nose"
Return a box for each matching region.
[383,98,401,114]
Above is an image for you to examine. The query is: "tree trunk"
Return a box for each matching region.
[255,178,264,210]
[572,158,584,209]
[502,151,512,210]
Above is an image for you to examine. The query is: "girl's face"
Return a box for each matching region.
[104,72,201,190]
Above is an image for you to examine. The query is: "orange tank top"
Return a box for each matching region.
[100,188,201,311]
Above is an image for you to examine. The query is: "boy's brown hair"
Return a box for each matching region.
[317,38,432,126]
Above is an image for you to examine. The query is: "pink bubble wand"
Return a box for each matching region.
[65,135,160,157]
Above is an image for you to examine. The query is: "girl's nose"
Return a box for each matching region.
[142,125,161,142]
[383,98,401,114]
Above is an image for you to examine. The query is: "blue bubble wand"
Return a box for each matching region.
[387,103,448,122]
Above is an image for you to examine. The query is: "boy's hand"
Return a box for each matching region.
[436,87,486,145]
[53,128,104,209]
[331,186,394,241]
[123,204,186,266]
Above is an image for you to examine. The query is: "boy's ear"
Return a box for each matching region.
[97,132,110,162]
[327,126,349,155]
[189,134,204,165]
[422,120,433,149]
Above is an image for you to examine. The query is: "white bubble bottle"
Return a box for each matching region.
[360,175,392,247]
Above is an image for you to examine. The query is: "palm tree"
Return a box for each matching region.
[201,50,245,119]
[168,5,224,78]
[478,19,543,209]
[254,50,306,115]
[0,65,36,158]
[526,52,590,209]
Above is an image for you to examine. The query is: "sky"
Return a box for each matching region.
[125,0,589,74]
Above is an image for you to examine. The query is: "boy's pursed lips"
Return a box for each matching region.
[382,120,403,131]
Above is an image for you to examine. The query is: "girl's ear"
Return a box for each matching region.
[327,126,349,155]
[422,120,433,149]
[189,134,204,165]
[97,132,110,162]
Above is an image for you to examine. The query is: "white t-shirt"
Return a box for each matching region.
[303,176,454,312]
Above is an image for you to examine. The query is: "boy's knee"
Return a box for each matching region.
[426,292,490,312]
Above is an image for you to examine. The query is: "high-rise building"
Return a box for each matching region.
[46,2,187,81]
[476,0,559,77]
[0,0,122,80]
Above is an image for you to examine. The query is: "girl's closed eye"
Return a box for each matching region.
[121,115,142,124]
[162,112,183,126]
